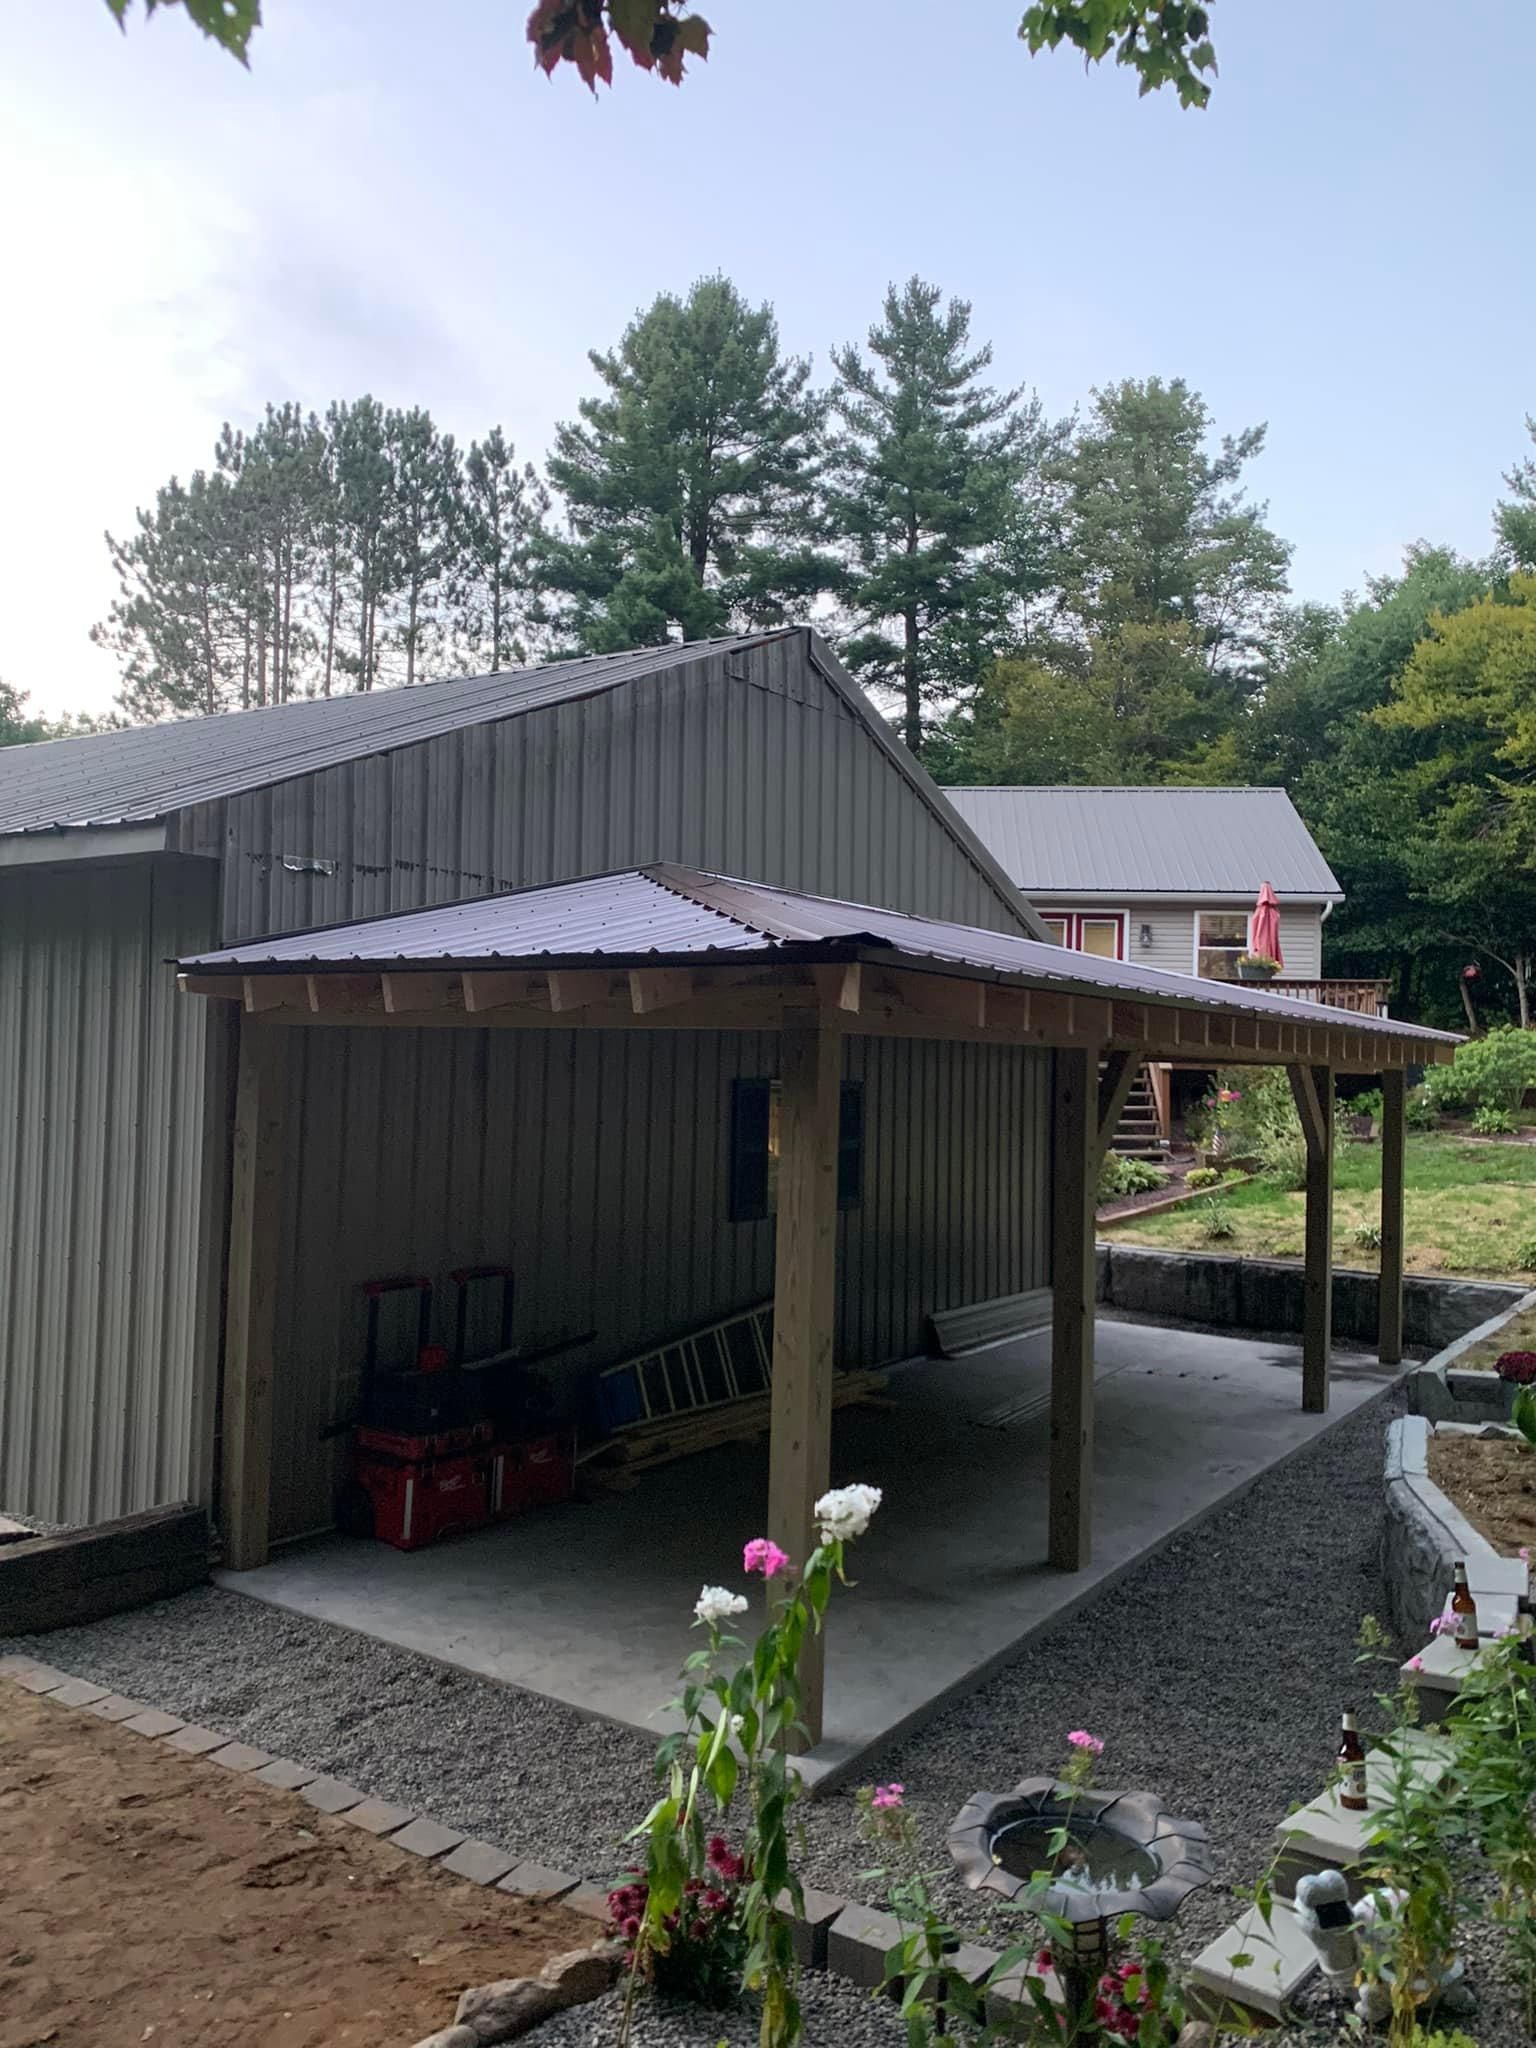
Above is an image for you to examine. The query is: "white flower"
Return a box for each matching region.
[814,1482,883,1543]
[694,1584,749,1627]
[730,1713,745,1736]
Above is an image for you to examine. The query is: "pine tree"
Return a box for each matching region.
[94,469,247,718]
[331,396,397,691]
[544,275,826,649]
[386,407,460,686]
[822,277,1042,755]
[457,428,549,670]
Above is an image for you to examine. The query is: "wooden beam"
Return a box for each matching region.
[461,970,537,1014]
[813,962,862,1015]
[546,969,615,1014]
[767,1016,843,1750]
[221,1022,287,1571]
[1379,1067,1406,1368]
[380,972,460,1015]
[887,968,987,1030]
[179,973,243,1000]
[243,974,307,1014]
[629,967,694,1015]
[1049,1045,1097,1572]
[1095,1051,1138,1162]
[1288,1061,1335,1413]
[306,973,379,1013]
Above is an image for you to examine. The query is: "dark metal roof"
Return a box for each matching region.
[181,863,1457,1048]
[945,786,1344,901]
[0,634,790,836]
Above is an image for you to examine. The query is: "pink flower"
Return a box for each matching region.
[871,1783,905,1810]
[1067,1729,1105,1755]
[1407,1655,1424,1671]
[1429,1614,1446,1635]
[743,1537,791,1578]
[1520,1546,1531,1565]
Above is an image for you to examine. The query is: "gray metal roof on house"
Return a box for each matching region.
[182,863,1453,1047]
[944,786,1343,901]
[0,633,788,837]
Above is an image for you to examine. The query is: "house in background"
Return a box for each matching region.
[945,785,1386,1150]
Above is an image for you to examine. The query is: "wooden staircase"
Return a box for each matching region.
[1106,1059,1165,1158]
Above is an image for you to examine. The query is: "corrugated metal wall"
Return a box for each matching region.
[0,858,218,1523]
[187,639,1028,945]
[268,1022,1048,1544]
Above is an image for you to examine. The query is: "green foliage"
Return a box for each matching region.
[823,277,1057,754]
[103,0,260,65]
[1405,1087,1440,1131]
[1424,1028,1536,1116]
[1184,1165,1221,1190]
[1197,1188,1235,1240]
[1097,1152,1169,1202]
[1352,1220,1383,1250]
[1516,1237,1536,1272]
[543,275,826,652]
[1471,1104,1520,1136]
[1018,1,1217,107]
[1513,1385,1536,1451]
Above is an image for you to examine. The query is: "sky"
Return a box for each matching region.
[3,0,1533,719]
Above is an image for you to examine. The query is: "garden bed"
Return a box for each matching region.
[0,1683,588,2048]
[1428,1432,1536,1558]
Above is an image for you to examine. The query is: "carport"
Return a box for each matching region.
[180,863,1458,1751]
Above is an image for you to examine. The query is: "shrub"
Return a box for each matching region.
[1405,1087,1439,1131]
[1517,1237,1536,1272]
[1496,1351,1536,1386]
[1470,1103,1519,1136]
[1184,1166,1222,1190]
[1423,1027,1536,1116]
[1349,1086,1385,1124]
[1198,1190,1236,1241]
[1097,1153,1168,1202]
[1263,1126,1310,1192]
[1352,1221,1383,1250]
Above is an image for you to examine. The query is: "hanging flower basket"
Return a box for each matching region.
[1237,953,1280,982]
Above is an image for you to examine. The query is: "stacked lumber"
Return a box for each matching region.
[580,1370,890,1478]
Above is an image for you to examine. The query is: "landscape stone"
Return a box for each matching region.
[410,2029,479,2048]
[253,1756,322,1790]
[827,1901,905,1989]
[454,1977,559,2040]
[10,1663,69,1694]
[82,1693,148,1722]
[1186,1898,1319,2022]
[497,1862,579,1901]
[343,1798,417,1836]
[122,1707,185,1738]
[0,1654,40,1680]
[163,1723,229,1756]
[439,1839,520,1887]
[776,1885,845,1968]
[208,1741,273,1773]
[47,1676,110,1708]
[390,1815,466,1860]
[301,1775,366,1814]
[537,1945,624,2002]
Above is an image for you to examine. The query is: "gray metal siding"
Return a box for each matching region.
[268,1023,1049,1544]
[199,641,1027,946]
[1040,900,1326,982]
[0,859,217,1523]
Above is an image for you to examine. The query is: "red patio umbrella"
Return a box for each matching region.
[1251,880,1284,969]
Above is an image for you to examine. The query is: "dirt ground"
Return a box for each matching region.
[0,1683,593,2048]
[1429,1433,1536,1558]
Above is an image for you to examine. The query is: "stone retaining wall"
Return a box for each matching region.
[1096,1244,1524,1354]
[1381,1415,1504,1642]
[1404,1286,1536,1423]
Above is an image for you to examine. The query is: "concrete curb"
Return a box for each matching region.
[1405,1286,1536,1423]
[1382,1413,1518,1643]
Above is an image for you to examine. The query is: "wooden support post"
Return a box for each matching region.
[1379,1067,1406,1367]
[1049,1046,1097,1571]
[1288,1062,1335,1413]
[767,1015,842,1749]
[221,1020,287,1570]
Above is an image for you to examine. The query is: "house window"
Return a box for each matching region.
[729,1078,864,1221]
[1039,912,1126,960]
[1195,911,1252,981]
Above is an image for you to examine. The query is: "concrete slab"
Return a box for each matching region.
[1187,1899,1318,2021]
[344,1797,417,1836]
[46,1677,109,1708]
[163,1723,228,1756]
[301,1775,365,1814]
[497,1862,579,1901]
[440,1839,520,1887]
[220,1316,1398,1782]
[389,1816,465,1860]
[121,1707,186,1738]
[253,1756,322,1790]
[208,1741,273,1774]
[82,1694,149,1723]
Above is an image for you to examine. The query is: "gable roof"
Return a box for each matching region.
[179,862,1455,1055]
[943,785,1343,902]
[0,634,786,838]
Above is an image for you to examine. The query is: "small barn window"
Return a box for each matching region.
[1195,911,1252,980]
[729,1078,864,1221]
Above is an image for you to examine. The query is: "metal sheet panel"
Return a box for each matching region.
[945,786,1344,901]
[267,1024,1049,1543]
[0,859,216,1523]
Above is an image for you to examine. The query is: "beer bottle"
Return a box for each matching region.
[1337,1709,1368,1811]
[1450,1561,1479,1652]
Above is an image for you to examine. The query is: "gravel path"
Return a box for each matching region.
[4,1384,1527,2042]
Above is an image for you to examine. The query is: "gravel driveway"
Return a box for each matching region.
[4,1385,1526,2043]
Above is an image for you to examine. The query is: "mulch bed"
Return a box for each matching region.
[1428,1434,1536,1559]
[0,1684,589,2048]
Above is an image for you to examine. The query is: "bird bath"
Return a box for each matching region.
[948,1777,1213,2004]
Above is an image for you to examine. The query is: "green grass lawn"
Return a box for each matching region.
[1101,1133,1536,1281]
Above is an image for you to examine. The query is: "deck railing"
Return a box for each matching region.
[1267,978,1391,1016]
